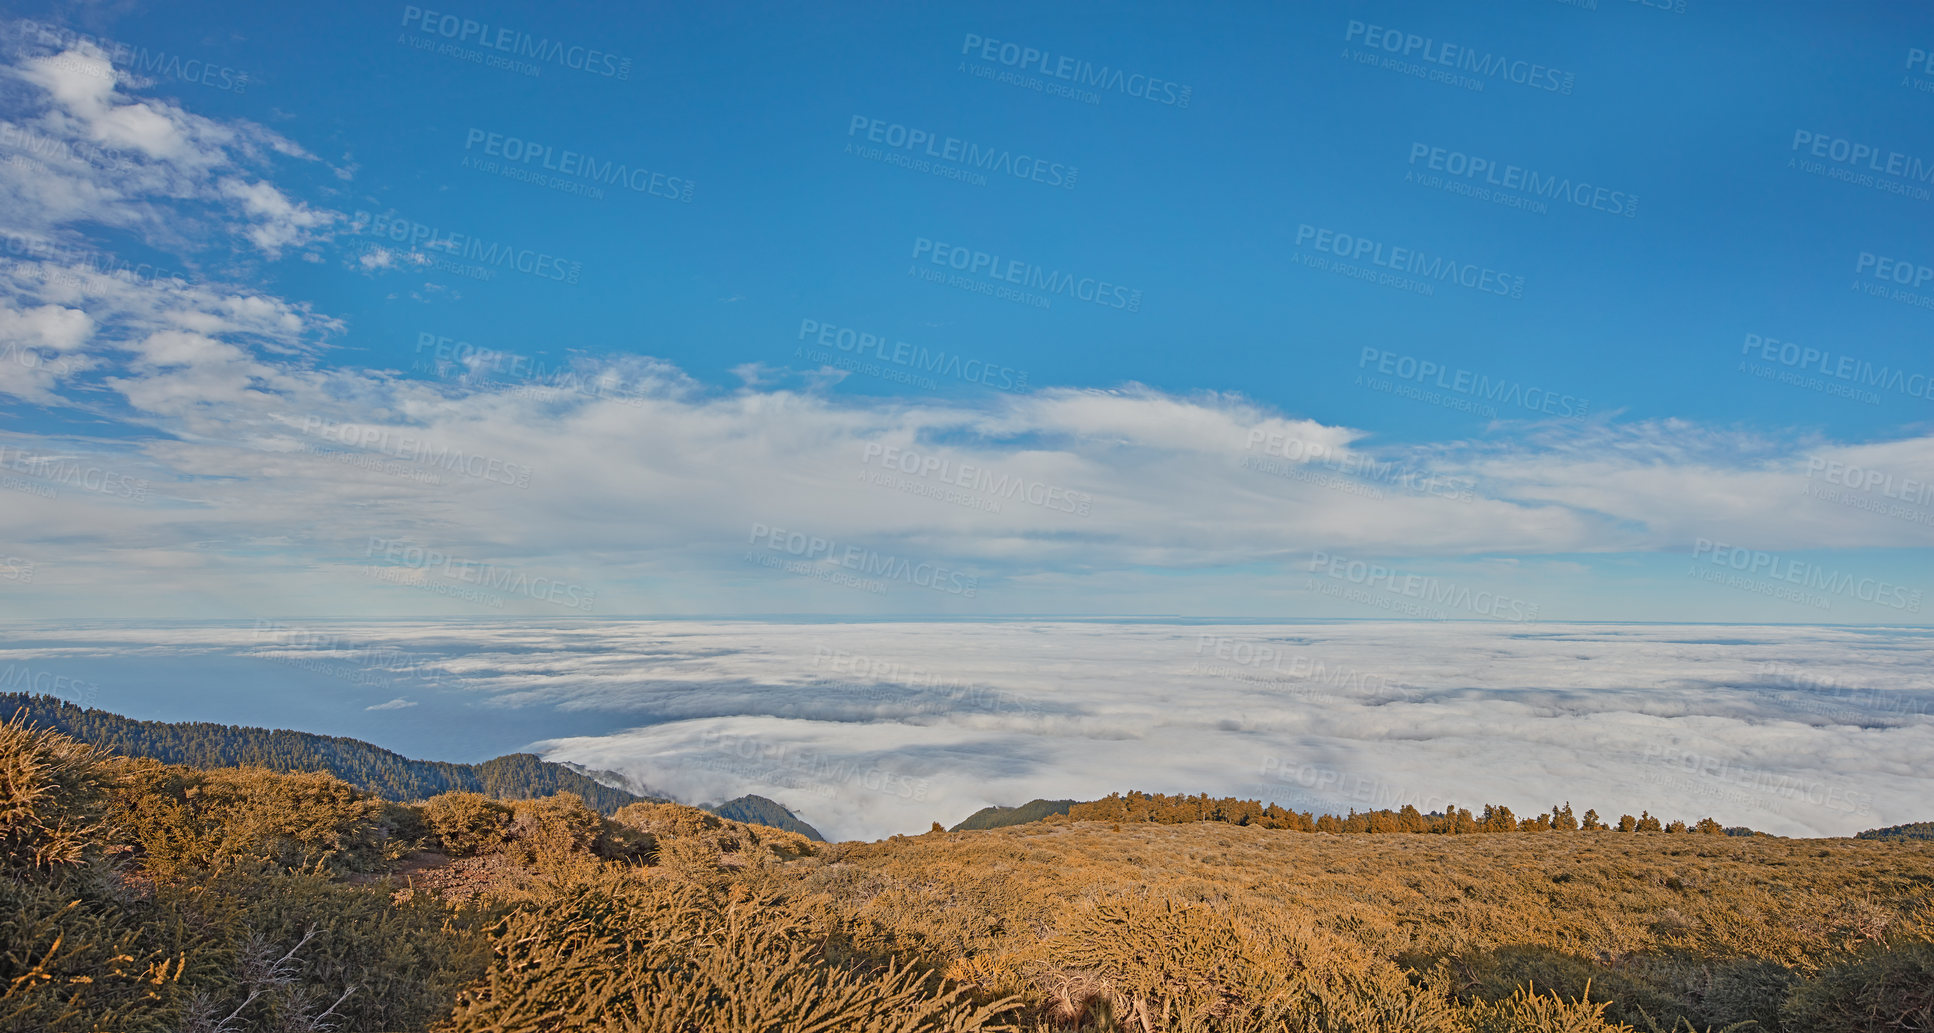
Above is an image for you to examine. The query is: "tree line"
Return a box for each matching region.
[1067,791,1744,836]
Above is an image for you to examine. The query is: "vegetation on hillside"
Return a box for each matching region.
[1060,790,1733,837]
[6,709,1933,1032]
[711,793,826,841]
[1858,821,1934,842]
[2,692,657,813]
[952,798,1079,831]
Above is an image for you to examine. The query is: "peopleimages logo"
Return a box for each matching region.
[1791,131,1934,183]
[1407,144,1638,217]
[363,537,595,611]
[298,415,534,488]
[1243,429,1473,502]
[399,6,631,78]
[1739,333,1934,401]
[911,237,1142,311]
[1805,458,1934,508]
[1690,539,1922,613]
[349,211,582,284]
[1308,549,1541,621]
[958,33,1192,107]
[1357,348,1587,418]
[846,116,1077,189]
[859,443,1093,516]
[0,123,133,175]
[463,130,693,201]
[1344,21,1575,94]
[796,318,1028,391]
[1297,226,1525,299]
[747,523,979,598]
[0,447,151,500]
[0,664,99,707]
[16,19,249,93]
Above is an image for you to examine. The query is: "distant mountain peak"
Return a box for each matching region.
[706,794,825,841]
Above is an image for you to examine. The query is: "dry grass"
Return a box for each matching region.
[770,820,1934,1031]
[6,707,1931,1033]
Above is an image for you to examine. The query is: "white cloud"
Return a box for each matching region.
[4,620,1926,841]
[2,37,330,255]
[0,27,1929,623]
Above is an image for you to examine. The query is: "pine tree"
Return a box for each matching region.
[1552,802,1579,831]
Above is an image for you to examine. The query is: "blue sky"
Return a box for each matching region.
[2,0,1934,621]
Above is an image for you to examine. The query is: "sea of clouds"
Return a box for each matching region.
[2,619,1929,841]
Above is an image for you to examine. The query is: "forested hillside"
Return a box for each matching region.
[951,797,1077,831]
[1859,821,1934,841]
[2,693,658,813]
[711,794,825,840]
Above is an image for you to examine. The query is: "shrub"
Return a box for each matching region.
[0,878,185,1033]
[1042,891,1470,1032]
[611,801,815,868]
[109,761,386,878]
[505,792,603,866]
[0,716,176,1031]
[1465,983,1635,1033]
[164,869,488,1033]
[444,865,1015,1032]
[421,791,514,857]
[0,711,114,880]
[1782,923,1934,1032]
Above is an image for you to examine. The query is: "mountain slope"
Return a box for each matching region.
[2,692,661,814]
[951,798,1078,831]
[710,794,825,841]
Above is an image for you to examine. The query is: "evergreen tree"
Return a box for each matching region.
[1552,802,1579,831]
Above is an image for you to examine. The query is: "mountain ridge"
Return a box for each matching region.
[4,693,836,836]
[2,692,663,813]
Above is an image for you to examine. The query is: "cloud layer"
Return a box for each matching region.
[4,620,1927,841]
